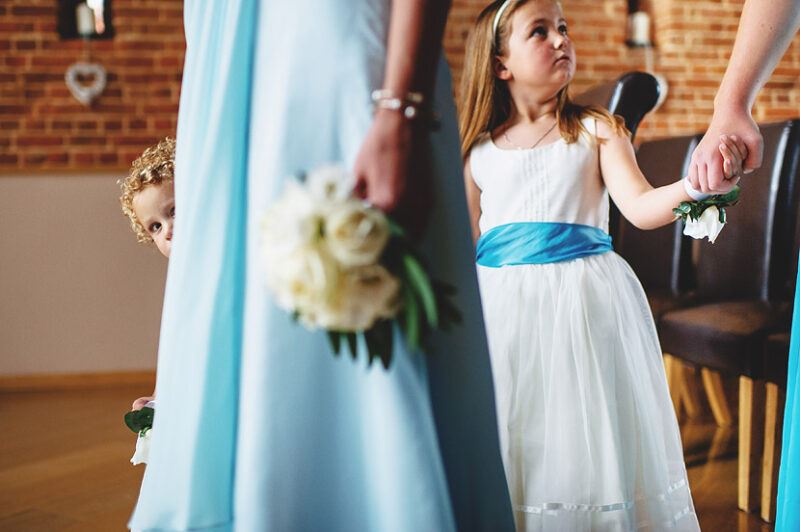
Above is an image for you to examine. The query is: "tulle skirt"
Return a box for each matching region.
[478,252,700,531]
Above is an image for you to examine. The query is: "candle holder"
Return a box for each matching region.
[57,0,114,40]
[62,1,109,106]
[625,11,652,48]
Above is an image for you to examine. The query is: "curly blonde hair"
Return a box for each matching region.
[119,137,176,243]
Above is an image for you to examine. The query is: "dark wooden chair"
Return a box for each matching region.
[760,155,800,521]
[573,71,661,141]
[658,119,800,512]
[619,135,708,419]
[760,332,790,522]
[623,135,698,320]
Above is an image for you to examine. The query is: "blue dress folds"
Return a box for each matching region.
[776,260,800,532]
[128,1,513,531]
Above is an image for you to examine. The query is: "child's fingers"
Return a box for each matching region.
[718,143,741,180]
[718,142,735,166]
[719,135,744,163]
[729,134,749,162]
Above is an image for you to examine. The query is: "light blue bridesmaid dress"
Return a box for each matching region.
[128,1,513,531]
[776,260,799,531]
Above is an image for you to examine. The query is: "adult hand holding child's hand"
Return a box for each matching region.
[687,106,762,193]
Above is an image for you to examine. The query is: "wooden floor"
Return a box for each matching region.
[0,386,776,531]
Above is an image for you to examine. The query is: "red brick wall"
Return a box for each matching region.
[445,0,800,141]
[2,0,799,171]
[0,0,184,170]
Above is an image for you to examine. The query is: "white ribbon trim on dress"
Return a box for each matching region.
[514,479,695,527]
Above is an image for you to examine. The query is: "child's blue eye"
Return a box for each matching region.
[559,25,568,35]
[150,222,162,233]
[531,27,546,38]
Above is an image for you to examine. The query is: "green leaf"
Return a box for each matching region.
[387,218,407,238]
[432,281,462,330]
[403,254,438,328]
[124,406,154,434]
[719,207,727,224]
[402,284,420,351]
[364,320,394,369]
[433,281,457,296]
[716,185,740,204]
[345,333,358,360]
[327,331,342,355]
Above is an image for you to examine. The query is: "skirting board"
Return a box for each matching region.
[0,371,156,392]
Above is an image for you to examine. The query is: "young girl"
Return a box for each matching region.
[460,1,745,530]
[119,137,176,411]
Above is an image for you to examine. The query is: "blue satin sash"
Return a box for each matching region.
[476,222,613,268]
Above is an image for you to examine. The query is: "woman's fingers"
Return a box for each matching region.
[698,161,710,193]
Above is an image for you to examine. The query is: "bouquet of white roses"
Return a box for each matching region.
[260,165,460,368]
[674,185,740,244]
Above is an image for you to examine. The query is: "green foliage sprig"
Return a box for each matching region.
[673,185,741,223]
[326,220,461,369]
[124,407,154,437]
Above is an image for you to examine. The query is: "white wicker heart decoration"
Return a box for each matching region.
[65,62,107,106]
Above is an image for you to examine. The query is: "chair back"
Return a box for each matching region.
[773,119,800,302]
[607,72,662,139]
[574,72,661,140]
[616,135,698,293]
[694,120,800,302]
[576,72,663,242]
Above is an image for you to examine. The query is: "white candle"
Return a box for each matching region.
[88,0,105,33]
[629,11,651,46]
[76,3,94,36]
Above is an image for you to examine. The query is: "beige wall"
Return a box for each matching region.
[0,173,166,376]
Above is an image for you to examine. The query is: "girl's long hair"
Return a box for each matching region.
[458,0,627,157]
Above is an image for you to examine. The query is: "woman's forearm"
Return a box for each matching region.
[715,0,800,111]
[382,0,451,97]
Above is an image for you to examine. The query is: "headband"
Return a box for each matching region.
[492,0,514,37]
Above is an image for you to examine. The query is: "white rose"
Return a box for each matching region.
[266,245,340,320]
[683,206,725,243]
[306,165,355,202]
[314,265,400,331]
[130,429,151,466]
[261,180,323,257]
[325,200,390,267]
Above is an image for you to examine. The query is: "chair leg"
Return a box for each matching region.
[708,425,735,460]
[738,376,765,513]
[663,354,683,420]
[680,364,703,419]
[702,368,734,427]
[760,382,785,523]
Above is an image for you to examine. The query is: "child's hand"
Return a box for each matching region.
[715,134,747,193]
[132,395,155,411]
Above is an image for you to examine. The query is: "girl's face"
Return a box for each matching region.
[496,0,575,98]
[133,181,175,258]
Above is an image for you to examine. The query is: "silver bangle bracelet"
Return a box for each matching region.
[371,89,424,104]
[371,89,426,119]
[373,97,420,119]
